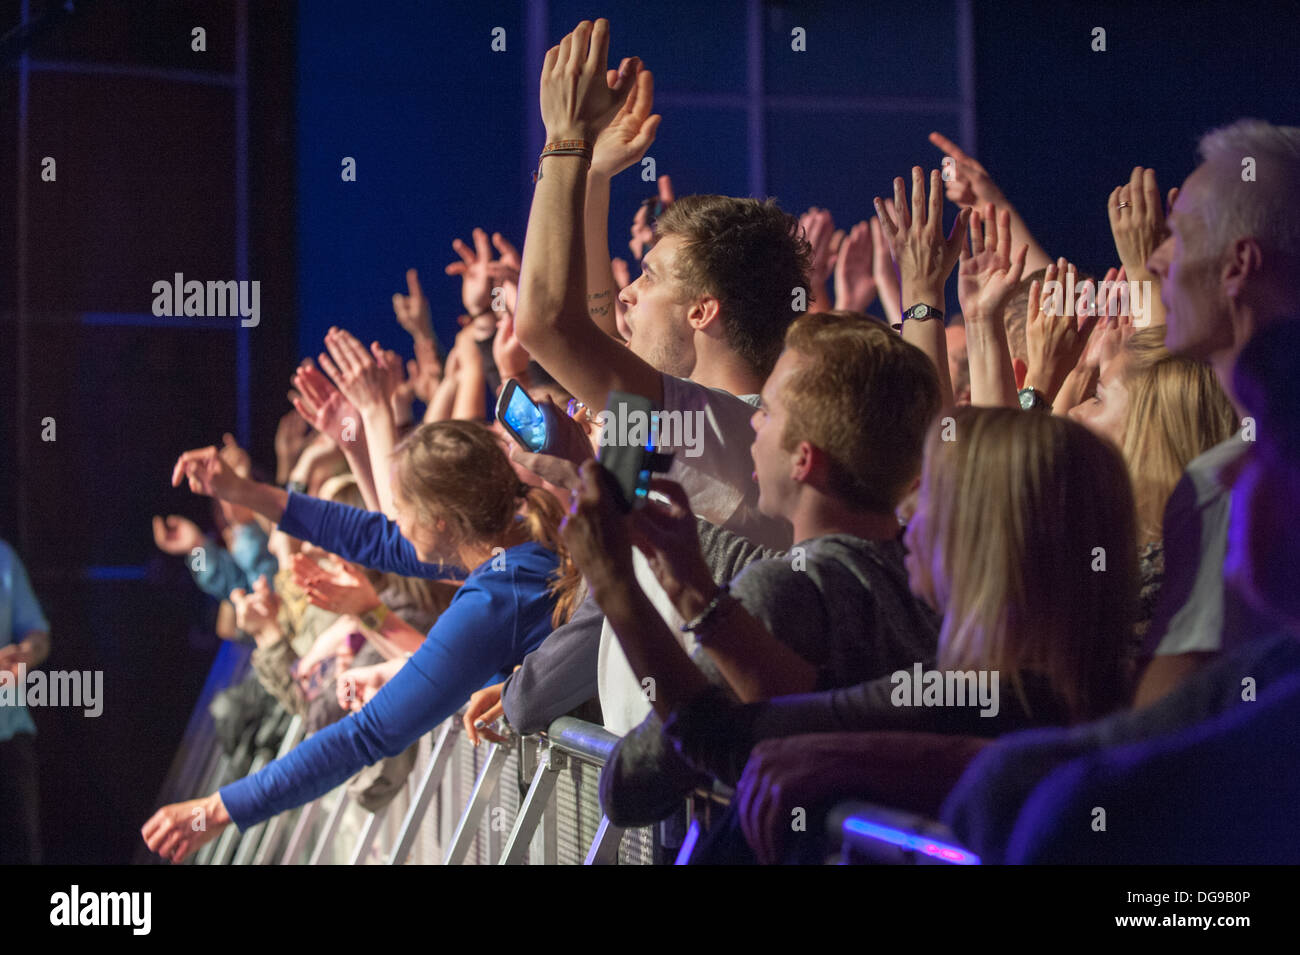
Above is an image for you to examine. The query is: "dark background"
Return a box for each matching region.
[1,0,1295,863]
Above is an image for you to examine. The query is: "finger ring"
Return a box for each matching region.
[1117,201,1130,209]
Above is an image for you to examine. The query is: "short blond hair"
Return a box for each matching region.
[780,311,940,513]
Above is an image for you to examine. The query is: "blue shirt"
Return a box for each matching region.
[218,538,559,829]
[191,523,281,600]
[0,540,49,742]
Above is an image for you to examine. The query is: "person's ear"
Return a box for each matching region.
[687,296,721,332]
[1013,357,1028,390]
[1222,236,1263,300]
[791,440,818,485]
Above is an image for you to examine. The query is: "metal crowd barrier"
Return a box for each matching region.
[192,710,661,866]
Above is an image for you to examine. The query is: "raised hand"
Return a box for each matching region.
[540,19,636,144]
[869,214,902,325]
[929,132,1006,209]
[392,268,434,341]
[274,408,314,483]
[218,433,252,479]
[1108,167,1171,280]
[1024,258,1099,403]
[292,363,364,450]
[590,60,660,179]
[444,229,496,317]
[799,207,838,299]
[875,168,971,306]
[152,515,204,555]
[629,176,674,260]
[832,220,878,313]
[408,337,444,404]
[957,204,1029,323]
[318,327,392,415]
[171,445,240,500]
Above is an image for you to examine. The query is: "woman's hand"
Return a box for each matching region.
[561,460,635,602]
[152,515,204,555]
[141,793,230,864]
[1108,166,1174,281]
[291,554,381,617]
[462,680,511,746]
[1023,259,1098,403]
[318,327,393,416]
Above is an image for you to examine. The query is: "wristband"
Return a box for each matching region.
[680,583,736,639]
[360,603,390,632]
[532,140,594,184]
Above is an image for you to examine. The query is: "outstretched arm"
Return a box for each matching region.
[514,19,663,411]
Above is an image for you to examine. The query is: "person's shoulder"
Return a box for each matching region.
[661,374,758,412]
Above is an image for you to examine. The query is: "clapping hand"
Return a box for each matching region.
[540,19,637,145]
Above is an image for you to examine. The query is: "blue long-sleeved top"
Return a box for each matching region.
[219,538,559,829]
[276,491,465,580]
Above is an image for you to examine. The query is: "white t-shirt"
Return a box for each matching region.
[597,375,791,735]
[1146,430,1282,657]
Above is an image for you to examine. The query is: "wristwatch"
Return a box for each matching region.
[903,303,944,323]
[1018,387,1049,411]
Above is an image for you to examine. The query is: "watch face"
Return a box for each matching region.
[1019,390,1034,410]
[912,305,928,319]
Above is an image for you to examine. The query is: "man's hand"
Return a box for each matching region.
[393,268,435,341]
[141,793,230,864]
[152,515,205,556]
[561,459,636,601]
[628,478,714,614]
[875,168,971,307]
[590,60,659,179]
[540,19,636,144]
[462,680,510,746]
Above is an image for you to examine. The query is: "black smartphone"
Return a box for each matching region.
[495,378,549,453]
[597,390,674,512]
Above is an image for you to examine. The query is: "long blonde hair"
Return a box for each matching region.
[915,407,1136,722]
[1119,330,1238,543]
[393,420,579,626]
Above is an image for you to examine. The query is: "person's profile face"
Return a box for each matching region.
[902,458,941,612]
[1150,167,1232,360]
[748,349,801,520]
[617,234,696,378]
[1068,349,1132,449]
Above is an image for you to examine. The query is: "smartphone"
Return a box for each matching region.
[597,390,674,512]
[495,378,549,453]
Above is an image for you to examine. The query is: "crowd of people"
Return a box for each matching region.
[137,19,1300,864]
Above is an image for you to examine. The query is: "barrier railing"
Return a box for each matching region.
[188,708,664,865]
